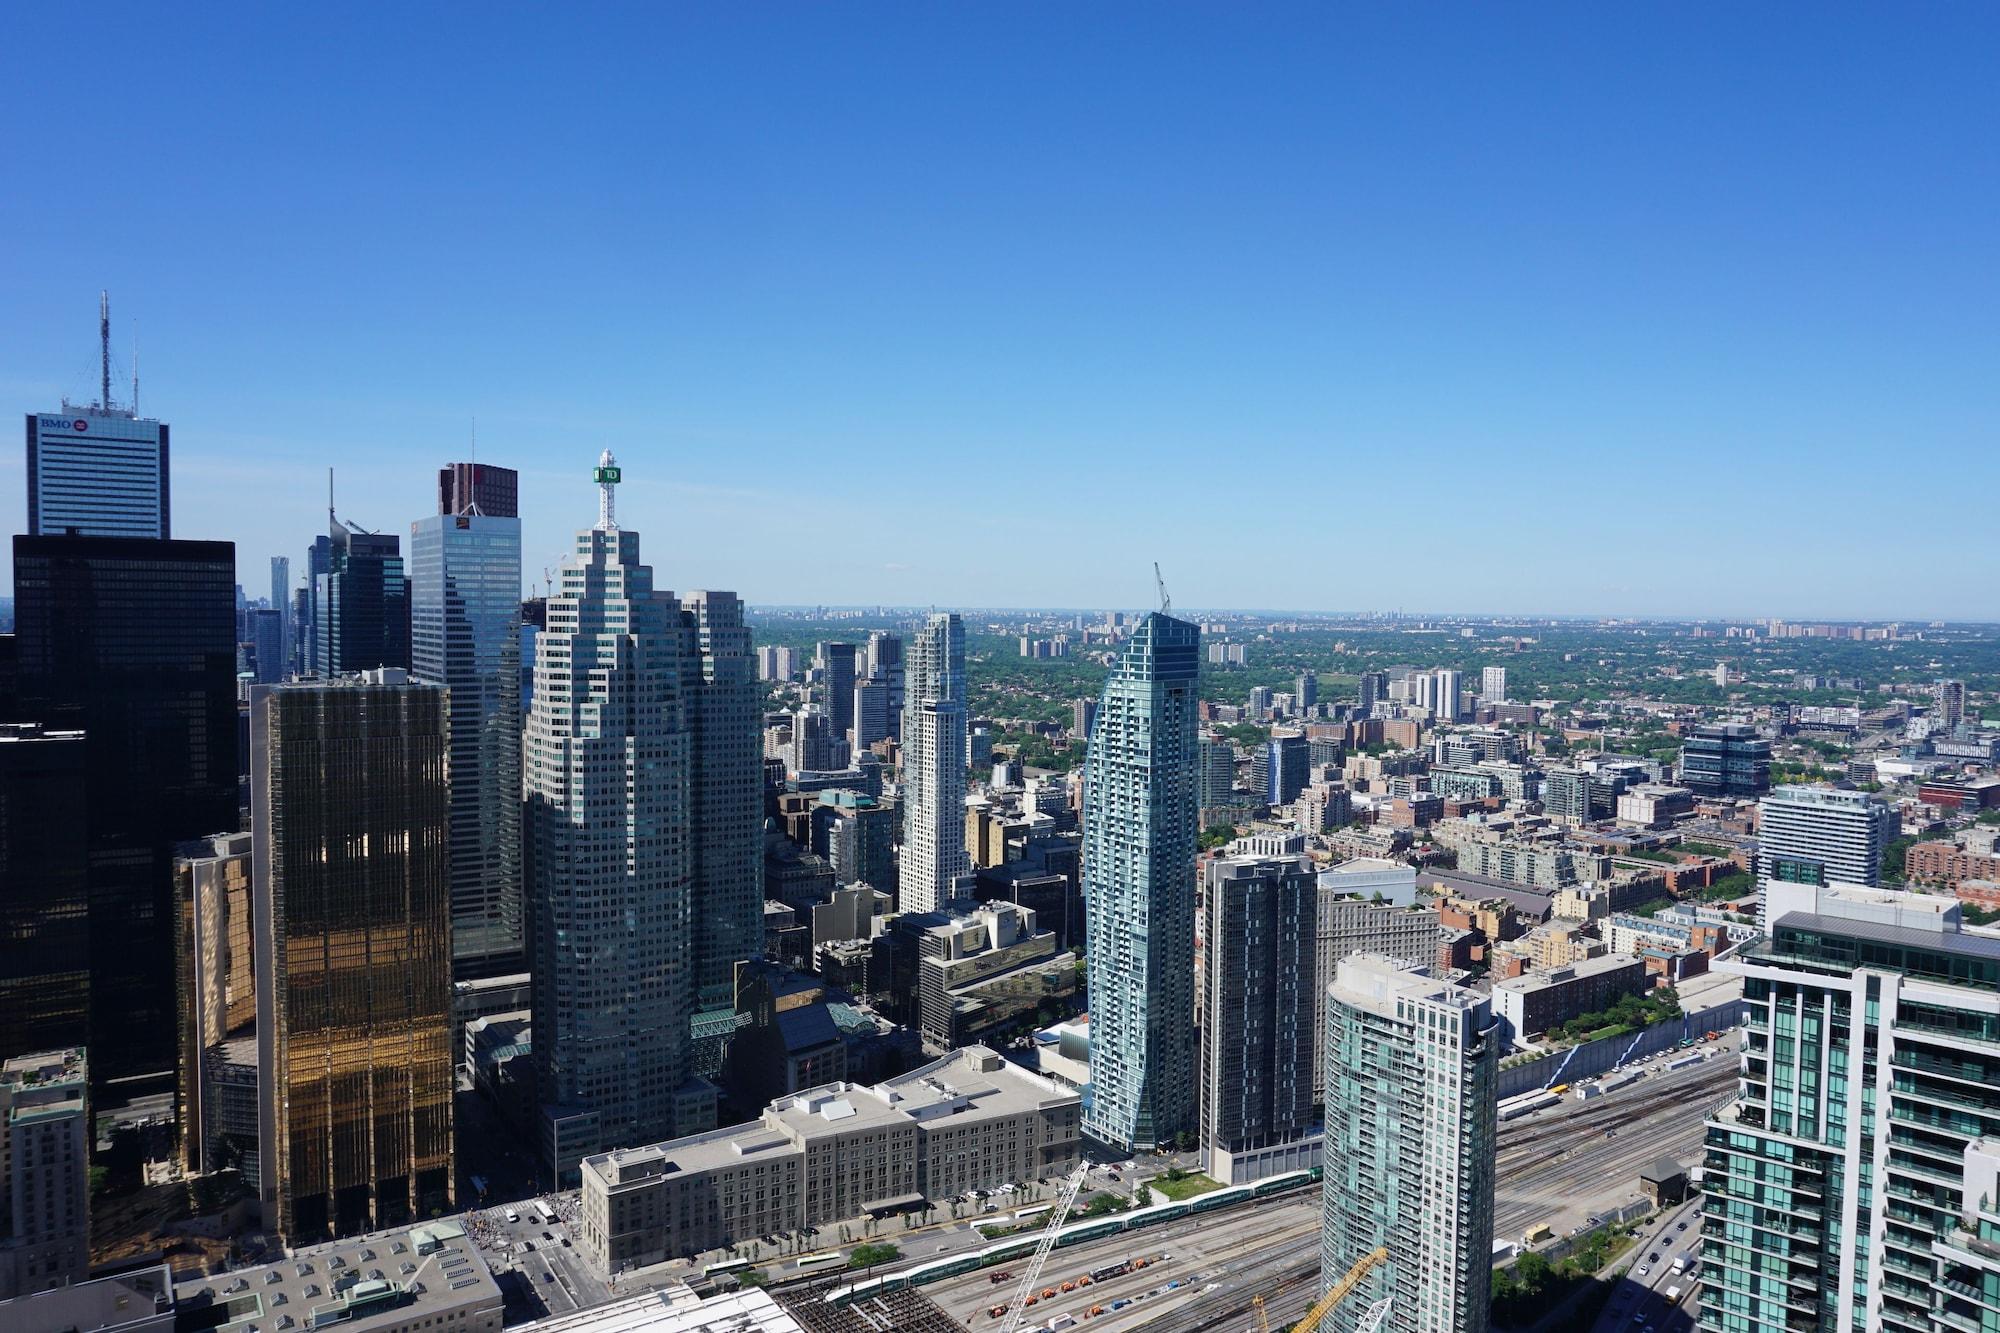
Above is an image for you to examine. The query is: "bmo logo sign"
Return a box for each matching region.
[39,417,88,433]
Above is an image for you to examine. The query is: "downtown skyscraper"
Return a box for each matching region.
[13,534,238,1103]
[252,675,454,1241]
[410,462,523,977]
[900,613,970,915]
[679,590,764,1020]
[527,455,710,1181]
[1083,610,1200,1153]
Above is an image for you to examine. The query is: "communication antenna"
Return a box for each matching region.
[593,449,621,530]
[131,323,139,416]
[1154,561,1171,615]
[99,291,112,412]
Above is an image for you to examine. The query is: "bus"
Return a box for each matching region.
[705,1258,754,1278]
[535,1201,559,1225]
[794,1252,844,1272]
[1015,1204,1054,1223]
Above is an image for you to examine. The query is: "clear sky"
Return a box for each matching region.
[4,6,1996,619]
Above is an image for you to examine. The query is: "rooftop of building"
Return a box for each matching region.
[1330,953,1485,1017]
[513,1283,804,1333]
[1,1046,87,1090]
[0,1263,174,1333]
[585,1046,1075,1190]
[173,1217,500,1333]
[1492,951,1647,995]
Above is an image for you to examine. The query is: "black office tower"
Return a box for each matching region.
[314,520,409,675]
[13,535,239,1103]
[0,723,91,1063]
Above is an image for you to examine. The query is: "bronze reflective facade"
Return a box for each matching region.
[253,678,453,1241]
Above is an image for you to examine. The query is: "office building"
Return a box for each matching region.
[26,313,169,539]
[821,789,896,890]
[0,725,89,1065]
[1296,670,1319,714]
[867,630,905,741]
[1321,956,1497,1333]
[252,674,454,1240]
[914,901,1076,1054]
[1756,784,1897,893]
[411,463,523,978]
[300,532,332,675]
[172,833,257,1182]
[1700,881,2000,1333]
[1679,723,1772,799]
[901,613,970,914]
[1481,666,1506,703]
[13,534,237,1101]
[817,641,858,742]
[269,555,290,676]
[527,456,708,1182]
[852,675,893,752]
[315,520,409,675]
[1202,856,1317,1184]
[680,590,764,1017]
[580,1047,1080,1273]
[0,1048,89,1301]
[1200,734,1237,811]
[1083,611,1200,1153]
[243,607,284,683]
[437,461,518,518]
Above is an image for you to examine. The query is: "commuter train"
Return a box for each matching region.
[824,1167,1321,1305]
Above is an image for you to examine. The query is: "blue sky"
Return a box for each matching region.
[4,6,1995,618]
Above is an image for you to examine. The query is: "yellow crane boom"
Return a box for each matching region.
[1253,1246,1389,1333]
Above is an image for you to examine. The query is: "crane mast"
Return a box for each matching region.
[996,1162,1090,1333]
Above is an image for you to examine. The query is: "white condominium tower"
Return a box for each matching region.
[527,453,709,1183]
[1083,610,1201,1153]
[900,612,969,914]
[1322,954,1499,1333]
[1755,784,1897,931]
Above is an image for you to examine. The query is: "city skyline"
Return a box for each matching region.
[5,7,1997,619]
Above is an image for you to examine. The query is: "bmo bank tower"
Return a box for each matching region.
[26,406,170,538]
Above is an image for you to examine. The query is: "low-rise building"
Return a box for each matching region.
[915,902,1077,1053]
[580,1047,1080,1273]
[1908,842,2000,891]
[1616,784,1694,829]
[1490,953,1649,1046]
[171,1217,501,1333]
[0,1264,174,1333]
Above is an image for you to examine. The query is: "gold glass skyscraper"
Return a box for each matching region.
[252,673,453,1241]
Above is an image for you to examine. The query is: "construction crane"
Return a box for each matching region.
[1251,1246,1389,1333]
[1154,562,1172,615]
[996,1162,1091,1333]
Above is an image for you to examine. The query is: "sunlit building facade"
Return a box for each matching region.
[252,675,454,1241]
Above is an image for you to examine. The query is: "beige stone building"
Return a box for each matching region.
[581,1046,1079,1272]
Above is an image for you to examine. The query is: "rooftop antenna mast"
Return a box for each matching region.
[99,291,112,412]
[131,322,139,416]
[1154,561,1171,616]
